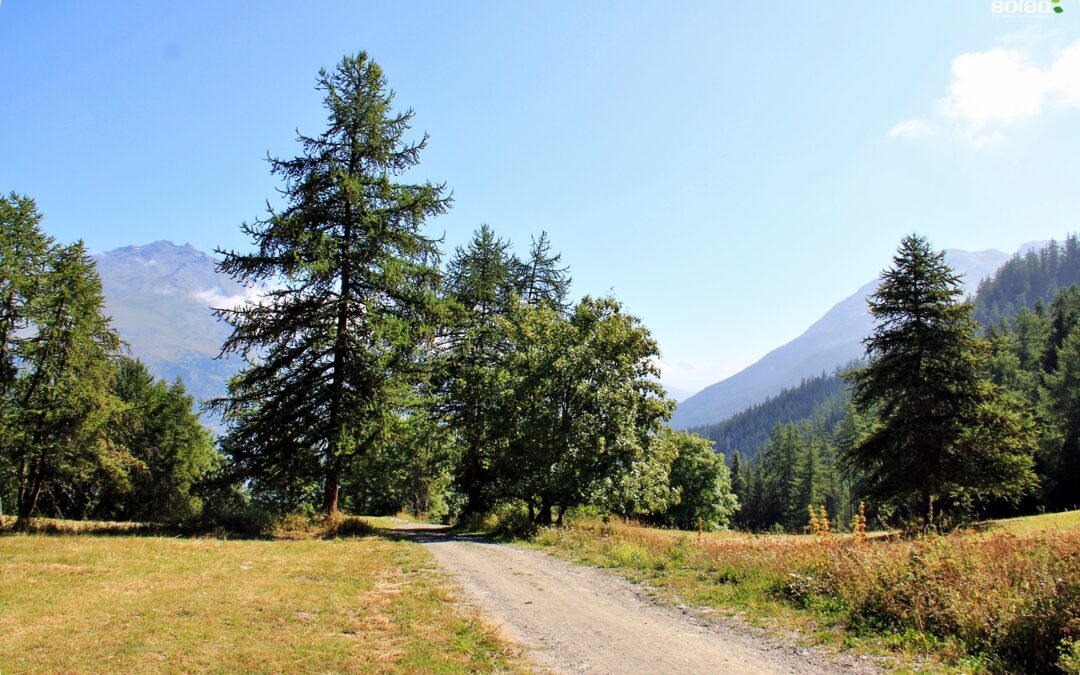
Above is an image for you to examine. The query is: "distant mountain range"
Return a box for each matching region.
[94,241,250,417]
[669,247,1023,430]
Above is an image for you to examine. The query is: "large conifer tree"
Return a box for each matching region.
[845,235,1036,526]
[212,53,449,515]
[11,241,122,524]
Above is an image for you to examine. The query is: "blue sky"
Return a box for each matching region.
[2,1,1079,392]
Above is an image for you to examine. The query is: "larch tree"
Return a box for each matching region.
[845,234,1037,527]
[211,53,450,515]
[440,225,519,515]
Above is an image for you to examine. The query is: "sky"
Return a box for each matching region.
[3,1,1080,394]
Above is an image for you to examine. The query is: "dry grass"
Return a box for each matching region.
[531,517,1080,673]
[0,523,526,673]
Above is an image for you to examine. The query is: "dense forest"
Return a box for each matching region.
[974,235,1080,326]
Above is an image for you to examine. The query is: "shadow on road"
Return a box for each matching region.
[379,523,497,546]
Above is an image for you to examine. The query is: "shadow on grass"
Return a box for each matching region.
[0,514,379,541]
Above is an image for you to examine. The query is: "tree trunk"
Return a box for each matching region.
[536,499,553,525]
[16,464,44,530]
[323,466,340,516]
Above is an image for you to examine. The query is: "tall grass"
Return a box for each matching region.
[533,519,1080,672]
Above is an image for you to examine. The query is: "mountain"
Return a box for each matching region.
[94,241,249,416]
[662,383,695,403]
[690,370,849,462]
[670,247,1013,430]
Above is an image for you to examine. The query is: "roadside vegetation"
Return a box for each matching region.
[525,513,1080,673]
[0,518,525,673]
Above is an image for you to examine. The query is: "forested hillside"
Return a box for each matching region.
[690,370,850,463]
[974,235,1080,326]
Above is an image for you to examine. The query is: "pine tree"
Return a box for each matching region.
[212,53,450,515]
[845,235,1037,527]
[0,195,54,515]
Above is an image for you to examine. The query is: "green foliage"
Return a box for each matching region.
[6,239,124,524]
[438,225,523,515]
[662,430,738,530]
[974,235,1080,327]
[492,296,673,524]
[0,196,217,525]
[341,410,457,521]
[211,52,449,515]
[846,234,1037,527]
[102,357,219,522]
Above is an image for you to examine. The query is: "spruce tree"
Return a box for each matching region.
[845,235,1037,527]
[212,53,449,515]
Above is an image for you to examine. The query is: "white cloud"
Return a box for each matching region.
[887,118,931,138]
[193,285,267,309]
[939,48,1049,128]
[890,39,1080,147]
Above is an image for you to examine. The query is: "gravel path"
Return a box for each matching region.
[393,523,882,675]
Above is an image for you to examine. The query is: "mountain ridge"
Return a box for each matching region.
[669,246,1016,429]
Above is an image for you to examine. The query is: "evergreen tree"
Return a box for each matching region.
[792,436,828,523]
[10,242,123,524]
[756,423,801,529]
[729,451,748,525]
[211,53,449,515]
[515,231,571,310]
[845,235,1037,527]
[439,225,519,515]
[1039,328,1080,510]
[0,194,53,516]
[105,357,219,522]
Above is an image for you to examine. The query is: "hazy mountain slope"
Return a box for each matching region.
[670,248,1012,429]
[690,370,849,462]
[94,241,247,411]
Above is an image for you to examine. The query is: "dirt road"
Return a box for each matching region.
[393,524,880,674]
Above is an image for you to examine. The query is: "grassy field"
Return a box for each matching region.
[977,509,1080,536]
[527,515,1080,673]
[0,519,525,673]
